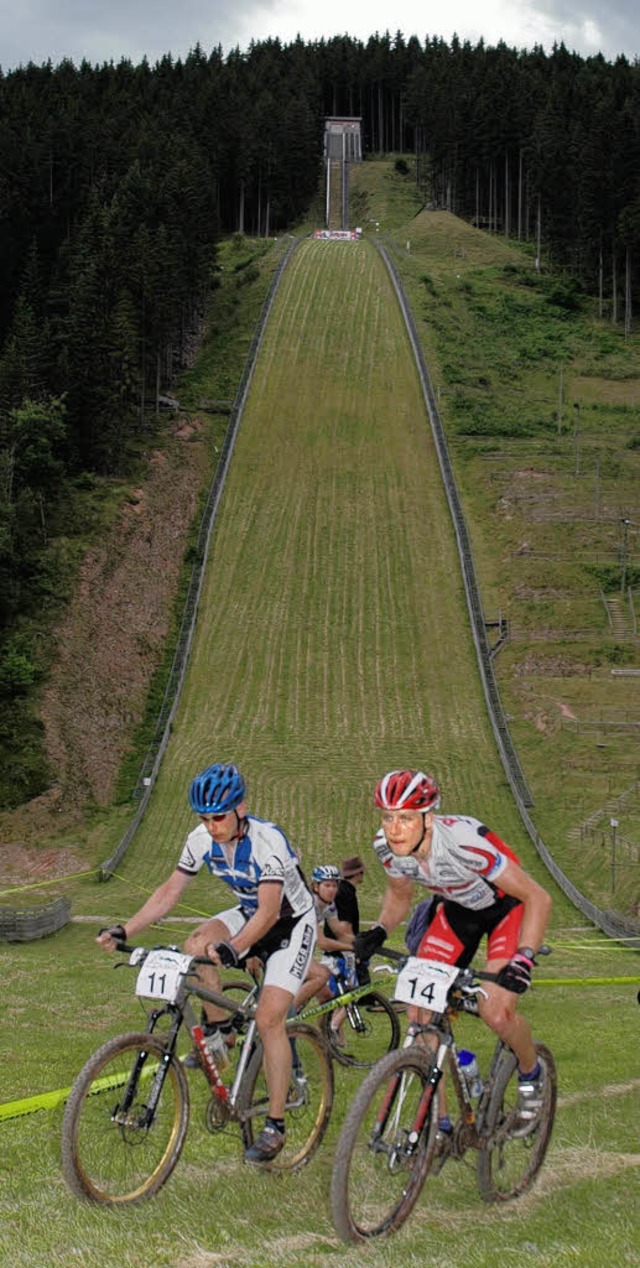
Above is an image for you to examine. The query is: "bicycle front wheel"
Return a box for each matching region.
[330,1046,439,1242]
[320,990,401,1068]
[61,1032,189,1205]
[240,1022,334,1171]
[477,1040,557,1202]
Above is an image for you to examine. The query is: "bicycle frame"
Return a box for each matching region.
[329,949,557,1242]
[381,985,513,1160]
[298,964,397,1026]
[129,956,312,1126]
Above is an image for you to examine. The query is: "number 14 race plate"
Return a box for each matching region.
[394,956,458,1011]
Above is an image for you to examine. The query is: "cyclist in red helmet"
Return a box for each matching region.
[355,769,552,1130]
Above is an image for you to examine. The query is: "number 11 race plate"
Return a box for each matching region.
[135,948,194,1003]
[394,956,458,1011]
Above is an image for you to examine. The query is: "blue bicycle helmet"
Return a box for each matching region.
[189,763,246,815]
[312,865,340,883]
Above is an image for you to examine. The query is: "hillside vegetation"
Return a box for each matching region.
[0,162,638,1268]
[349,157,640,921]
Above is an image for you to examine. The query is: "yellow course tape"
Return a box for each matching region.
[0,869,98,898]
[534,976,640,987]
[0,1064,158,1122]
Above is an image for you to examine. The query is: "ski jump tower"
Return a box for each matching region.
[324,117,362,231]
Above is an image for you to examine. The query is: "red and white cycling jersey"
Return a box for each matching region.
[372,815,520,911]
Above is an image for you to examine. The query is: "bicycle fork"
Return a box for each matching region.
[372,1038,447,1162]
[117,1015,182,1130]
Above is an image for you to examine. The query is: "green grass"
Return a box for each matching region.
[87,234,562,911]
[0,925,638,1267]
[1,161,639,1266]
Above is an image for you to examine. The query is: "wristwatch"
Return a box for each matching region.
[517,946,536,960]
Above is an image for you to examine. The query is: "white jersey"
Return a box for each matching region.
[372,814,519,911]
[178,814,313,921]
[313,893,337,924]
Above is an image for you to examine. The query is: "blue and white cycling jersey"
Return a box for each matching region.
[177,814,313,921]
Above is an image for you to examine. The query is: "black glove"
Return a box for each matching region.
[354,924,387,961]
[99,923,126,945]
[215,940,239,968]
[496,950,535,994]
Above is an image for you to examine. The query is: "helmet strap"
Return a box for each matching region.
[229,810,248,841]
[410,812,432,854]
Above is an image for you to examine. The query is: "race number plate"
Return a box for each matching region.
[134,948,194,1003]
[394,956,458,1011]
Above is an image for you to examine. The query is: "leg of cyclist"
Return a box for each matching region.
[255,984,297,1118]
[294,961,332,1011]
[478,899,537,1072]
[244,911,317,1163]
[184,906,247,1025]
[478,900,547,1122]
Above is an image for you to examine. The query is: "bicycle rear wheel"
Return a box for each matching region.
[61,1032,189,1205]
[222,978,256,1005]
[321,990,401,1068]
[477,1040,557,1202]
[331,1046,439,1242]
[240,1022,334,1171]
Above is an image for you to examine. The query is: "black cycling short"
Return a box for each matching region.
[417,894,523,968]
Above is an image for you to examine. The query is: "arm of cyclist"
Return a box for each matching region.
[96,868,192,950]
[317,915,354,954]
[491,860,552,992]
[354,875,414,959]
[206,879,283,966]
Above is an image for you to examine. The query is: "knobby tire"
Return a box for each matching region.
[477,1039,557,1202]
[320,989,400,1069]
[330,1046,440,1242]
[61,1031,189,1205]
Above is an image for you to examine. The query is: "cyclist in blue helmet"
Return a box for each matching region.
[294,864,355,1022]
[188,762,246,815]
[97,761,316,1165]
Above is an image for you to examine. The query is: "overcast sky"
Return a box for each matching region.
[0,0,638,74]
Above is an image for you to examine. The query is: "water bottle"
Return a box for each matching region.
[342,951,358,988]
[458,1048,482,1098]
[206,1027,231,1071]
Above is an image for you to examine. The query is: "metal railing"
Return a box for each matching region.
[377,242,533,809]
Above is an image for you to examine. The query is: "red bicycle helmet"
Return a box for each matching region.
[374,769,440,812]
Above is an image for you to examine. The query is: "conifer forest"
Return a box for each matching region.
[1,33,639,804]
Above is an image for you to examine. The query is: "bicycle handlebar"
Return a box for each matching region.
[109,942,259,1019]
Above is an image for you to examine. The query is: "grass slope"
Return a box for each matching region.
[0,168,638,1268]
[94,235,568,923]
[350,158,640,919]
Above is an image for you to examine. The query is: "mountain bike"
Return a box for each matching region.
[298,953,402,1068]
[330,949,556,1242]
[61,943,334,1205]
[221,955,401,1069]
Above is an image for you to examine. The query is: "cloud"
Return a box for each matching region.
[0,0,637,73]
[533,0,639,57]
[0,0,273,69]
